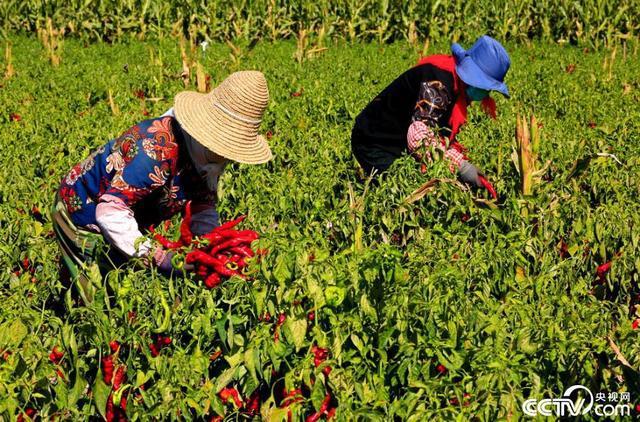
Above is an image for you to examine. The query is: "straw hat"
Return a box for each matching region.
[174,70,272,164]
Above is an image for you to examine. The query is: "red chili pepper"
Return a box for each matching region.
[109,340,120,354]
[219,387,243,408]
[196,265,209,278]
[154,233,183,250]
[149,225,183,249]
[308,311,315,321]
[277,314,286,326]
[112,365,126,391]
[436,364,447,375]
[17,408,36,422]
[209,237,256,257]
[303,394,332,422]
[244,391,261,416]
[149,336,171,356]
[102,355,114,385]
[632,319,639,330]
[204,272,221,289]
[179,201,193,245]
[214,263,239,278]
[201,231,224,245]
[106,392,115,422]
[281,388,303,407]
[105,392,127,422]
[49,346,64,364]
[230,245,255,258]
[596,262,612,283]
[214,215,246,231]
[186,250,222,267]
[311,345,329,367]
[149,343,160,357]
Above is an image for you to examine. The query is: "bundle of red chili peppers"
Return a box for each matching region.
[149,202,259,288]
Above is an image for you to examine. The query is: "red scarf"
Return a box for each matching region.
[417,55,496,141]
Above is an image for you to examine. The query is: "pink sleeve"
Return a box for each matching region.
[407,120,465,172]
[95,194,157,260]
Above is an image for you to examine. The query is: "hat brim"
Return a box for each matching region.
[174,91,273,165]
[455,55,510,98]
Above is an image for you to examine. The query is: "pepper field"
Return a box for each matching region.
[0,34,639,420]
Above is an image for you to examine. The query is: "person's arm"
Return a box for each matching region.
[95,124,179,267]
[407,80,497,197]
[95,195,172,270]
[406,80,466,171]
[190,202,220,236]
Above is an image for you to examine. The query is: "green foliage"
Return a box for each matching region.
[0,35,639,420]
[0,0,639,47]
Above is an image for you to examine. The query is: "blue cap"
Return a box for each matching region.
[451,35,510,97]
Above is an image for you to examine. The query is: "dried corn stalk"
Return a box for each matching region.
[38,18,63,66]
[514,114,549,196]
[195,61,207,93]
[179,36,190,88]
[108,89,119,115]
[4,43,14,79]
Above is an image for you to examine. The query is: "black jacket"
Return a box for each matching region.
[351,63,456,174]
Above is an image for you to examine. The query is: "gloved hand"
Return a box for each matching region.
[458,160,483,188]
[458,160,497,199]
[156,250,194,276]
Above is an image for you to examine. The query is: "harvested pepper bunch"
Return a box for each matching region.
[150,201,259,288]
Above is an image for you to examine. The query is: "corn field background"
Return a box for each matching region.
[0,0,639,47]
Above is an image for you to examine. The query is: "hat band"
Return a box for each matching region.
[213,101,262,125]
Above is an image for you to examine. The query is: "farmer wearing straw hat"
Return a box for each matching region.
[351,35,510,198]
[51,71,271,302]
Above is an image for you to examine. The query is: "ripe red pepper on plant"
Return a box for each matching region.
[274,313,286,342]
[311,345,332,375]
[219,387,243,408]
[149,335,171,357]
[105,391,127,422]
[112,365,126,391]
[244,390,261,416]
[281,388,303,407]
[305,394,334,422]
[596,262,612,283]
[16,408,35,422]
[49,346,64,364]
[102,355,115,385]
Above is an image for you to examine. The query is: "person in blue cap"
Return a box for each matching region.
[351,35,510,198]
